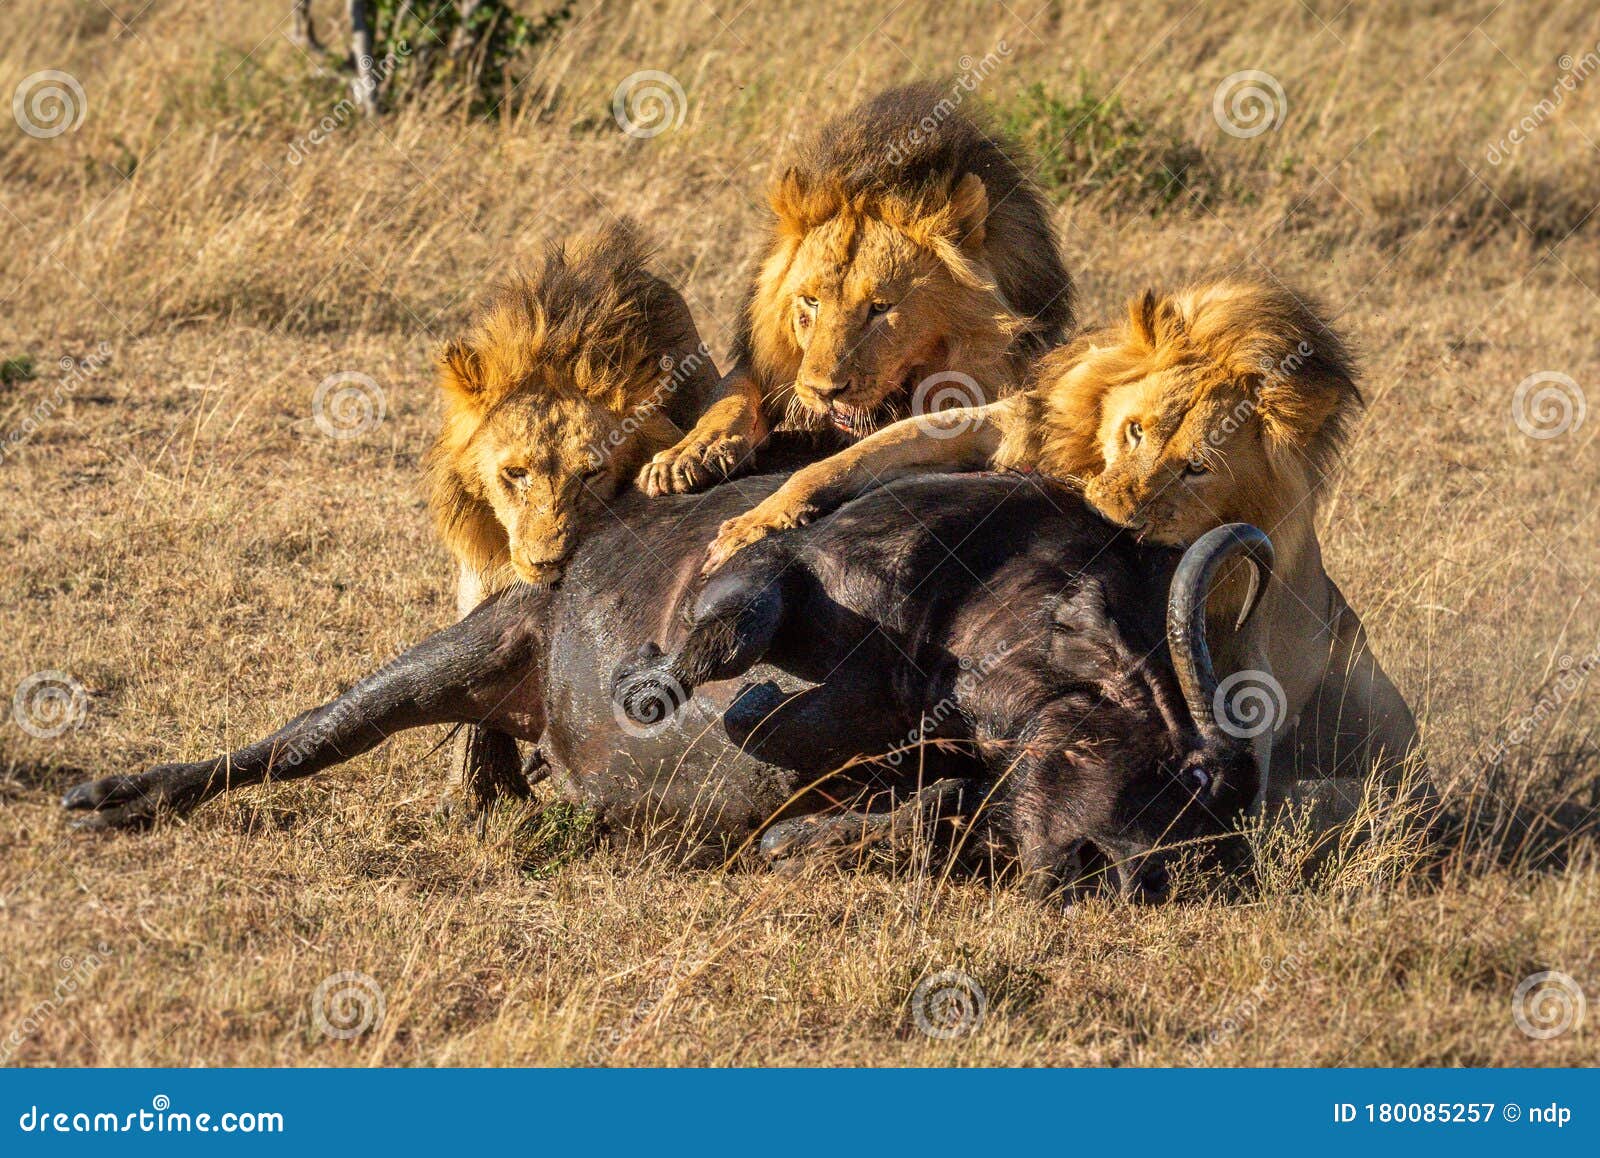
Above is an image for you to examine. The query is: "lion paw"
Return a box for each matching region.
[638,432,753,497]
[702,501,816,575]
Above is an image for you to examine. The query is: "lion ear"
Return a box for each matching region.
[437,338,487,409]
[769,167,812,238]
[1127,289,1160,347]
[1127,289,1185,349]
[947,172,988,254]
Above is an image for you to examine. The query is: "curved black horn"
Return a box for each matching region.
[1167,523,1274,739]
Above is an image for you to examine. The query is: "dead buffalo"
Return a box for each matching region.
[62,472,1272,899]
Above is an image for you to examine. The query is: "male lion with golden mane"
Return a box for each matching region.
[638,82,1073,495]
[426,219,718,807]
[705,277,1424,810]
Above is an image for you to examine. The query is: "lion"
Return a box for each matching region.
[638,81,1073,496]
[425,219,719,809]
[703,276,1424,809]
[428,219,718,602]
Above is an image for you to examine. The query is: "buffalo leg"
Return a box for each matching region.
[613,553,789,726]
[443,562,528,817]
[758,777,971,865]
[63,594,544,830]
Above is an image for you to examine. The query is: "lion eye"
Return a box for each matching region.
[500,466,529,487]
[1188,766,1211,792]
[1184,459,1210,478]
[1125,421,1143,447]
[867,301,894,317]
[798,296,819,310]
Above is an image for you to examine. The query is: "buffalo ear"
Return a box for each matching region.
[947,172,988,254]
[1049,581,1131,674]
[437,338,486,409]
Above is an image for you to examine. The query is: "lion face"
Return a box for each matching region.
[1034,280,1361,552]
[1085,372,1274,548]
[781,215,965,435]
[466,391,651,585]
[749,169,1027,440]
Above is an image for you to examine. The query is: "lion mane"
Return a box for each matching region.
[426,219,713,585]
[1019,276,1363,528]
[740,81,1074,421]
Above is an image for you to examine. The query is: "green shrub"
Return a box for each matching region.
[993,77,1214,211]
[369,0,574,114]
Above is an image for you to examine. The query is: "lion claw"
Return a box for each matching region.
[639,434,752,497]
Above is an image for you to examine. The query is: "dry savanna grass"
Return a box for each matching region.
[2,0,1598,1065]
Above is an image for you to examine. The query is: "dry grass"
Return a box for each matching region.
[2,0,1598,1066]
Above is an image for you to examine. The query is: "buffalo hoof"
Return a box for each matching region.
[62,762,214,831]
[759,778,971,867]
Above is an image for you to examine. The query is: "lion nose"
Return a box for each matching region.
[808,378,851,403]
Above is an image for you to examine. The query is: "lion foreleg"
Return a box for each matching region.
[640,367,768,496]
[702,399,1014,573]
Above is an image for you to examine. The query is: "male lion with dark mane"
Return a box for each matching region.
[706,276,1424,810]
[426,219,718,806]
[638,82,1073,495]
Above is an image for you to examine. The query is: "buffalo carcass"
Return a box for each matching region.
[63,472,1272,898]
